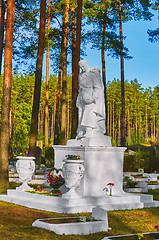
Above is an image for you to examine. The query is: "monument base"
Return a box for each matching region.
[0,190,159,213]
[53,144,126,196]
[67,135,112,147]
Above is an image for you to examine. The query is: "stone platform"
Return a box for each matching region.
[0,190,159,213]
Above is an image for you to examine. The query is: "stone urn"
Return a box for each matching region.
[62,159,85,199]
[16,156,35,191]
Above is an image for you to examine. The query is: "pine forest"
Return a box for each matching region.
[0,0,159,174]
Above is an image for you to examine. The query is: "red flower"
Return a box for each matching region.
[154,225,159,230]
[57,192,62,195]
[107,183,114,186]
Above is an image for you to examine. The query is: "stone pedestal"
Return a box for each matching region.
[53,144,126,197]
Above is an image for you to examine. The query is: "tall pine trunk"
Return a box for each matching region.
[145,101,148,142]
[0,0,5,75]
[107,99,110,135]
[0,0,15,194]
[71,0,82,139]
[70,4,75,137]
[101,8,108,135]
[127,105,130,143]
[29,0,46,156]
[110,101,112,137]
[45,0,51,149]
[61,0,69,145]
[54,51,62,144]
[118,0,126,146]
[66,85,70,139]
[118,113,121,145]
[112,100,115,140]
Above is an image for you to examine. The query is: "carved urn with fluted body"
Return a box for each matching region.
[62,159,85,199]
[16,156,35,191]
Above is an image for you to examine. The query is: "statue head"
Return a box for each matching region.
[79,60,88,73]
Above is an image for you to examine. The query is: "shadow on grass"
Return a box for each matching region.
[1,187,159,239]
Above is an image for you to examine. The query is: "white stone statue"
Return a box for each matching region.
[76,60,106,138]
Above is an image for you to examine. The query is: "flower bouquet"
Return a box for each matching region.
[17,151,31,157]
[107,183,114,196]
[47,171,65,194]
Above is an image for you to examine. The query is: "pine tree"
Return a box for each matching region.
[29,0,46,156]
[71,0,82,139]
[45,0,51,149]
[0,0,15,194]
[61,0,69,145]
[0,0,5,75]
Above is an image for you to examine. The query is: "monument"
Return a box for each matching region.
[1,60,159,214]
[53,60,126,197]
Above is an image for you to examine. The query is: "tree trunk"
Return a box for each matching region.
[54,51,62,144]
[127,105,130,143]
[112,101,115,140]
[50,106,55,142]
[29,0,46,156]
[118,113,121,145]
[37,107,44,145]
[0,0,5,75]
[71,0,82,139]
[101,8,108,135]
[45,0,51,149]
[0,0,15,194]
[145,101,148,142]
[61,0,69,145]
[66,86,70,139]
[107,99,110,135]
[110,101,112,137]
[153,115,155,141]
[136,112,138,141]
[118,0,126,146]
[70,4,75,137]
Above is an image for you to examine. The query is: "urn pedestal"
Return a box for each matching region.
[16,156,35,191]
[62,159,85,199]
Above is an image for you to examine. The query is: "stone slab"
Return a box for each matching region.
[0,190,159,213]
[32,207,109,235]
[67,135,112,147]
[148,185,159,189]
[32,218,108,235]
[124,188,148,193]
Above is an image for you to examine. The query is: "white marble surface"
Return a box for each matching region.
[2,190,159,213]
[32,207,108,235]
[16,156,35,191]
[53,145,126,197]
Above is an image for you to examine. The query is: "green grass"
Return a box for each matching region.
[3,183,159,239]
[0,200,159,240]
[1,190,159,239]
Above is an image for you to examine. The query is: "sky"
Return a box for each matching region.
[78,11,159,90]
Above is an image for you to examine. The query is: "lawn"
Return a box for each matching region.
[0,190,159,240]
[1,200,159,240]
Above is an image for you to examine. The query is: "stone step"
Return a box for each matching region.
[0,190,159,213]
[144,201,159,208]
[99,202,144,211]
